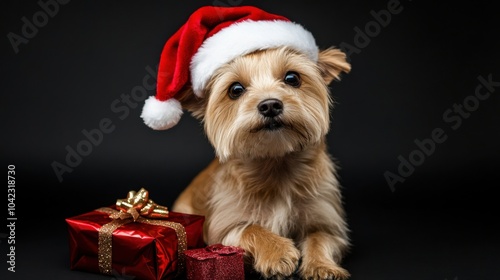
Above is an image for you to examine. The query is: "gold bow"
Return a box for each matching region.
[113,188,169,221]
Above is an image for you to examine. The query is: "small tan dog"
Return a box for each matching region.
[141,6,351,280]
[173,46,351,279]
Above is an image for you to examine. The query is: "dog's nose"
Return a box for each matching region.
[258,99,283,118]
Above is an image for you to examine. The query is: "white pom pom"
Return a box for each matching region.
[140,96,183,130]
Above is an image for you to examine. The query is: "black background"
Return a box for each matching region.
[1,0,499,279]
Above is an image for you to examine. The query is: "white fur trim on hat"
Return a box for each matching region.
[190,20,318,97]
[140,96,183,130]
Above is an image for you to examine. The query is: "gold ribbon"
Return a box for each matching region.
[114,188,169,221]
[95,188,186,276]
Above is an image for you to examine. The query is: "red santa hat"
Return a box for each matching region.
[141,5,319,130]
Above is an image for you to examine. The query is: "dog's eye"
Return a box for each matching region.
[284,71,301,87]
[228,82,246,100]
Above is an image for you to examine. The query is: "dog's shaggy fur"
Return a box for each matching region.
[172,46,351,279]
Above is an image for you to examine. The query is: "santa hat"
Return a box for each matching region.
[141,5,319,130]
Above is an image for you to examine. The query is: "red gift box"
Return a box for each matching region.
[66,206,205,280]
[185,244,245,280]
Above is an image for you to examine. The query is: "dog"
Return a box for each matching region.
[171,46,351,279]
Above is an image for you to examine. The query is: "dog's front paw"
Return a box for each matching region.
[300,261,350,280]
[253,236,300,279]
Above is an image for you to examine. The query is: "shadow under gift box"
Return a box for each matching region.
[65,206,205,280]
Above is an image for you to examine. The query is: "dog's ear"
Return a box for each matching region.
[317,48,351,85]
[176,87,207,119]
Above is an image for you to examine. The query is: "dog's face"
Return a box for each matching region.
[181,47,350,161]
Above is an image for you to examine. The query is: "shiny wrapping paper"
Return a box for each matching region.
[185,244,245,280]
[66,206,205,280]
